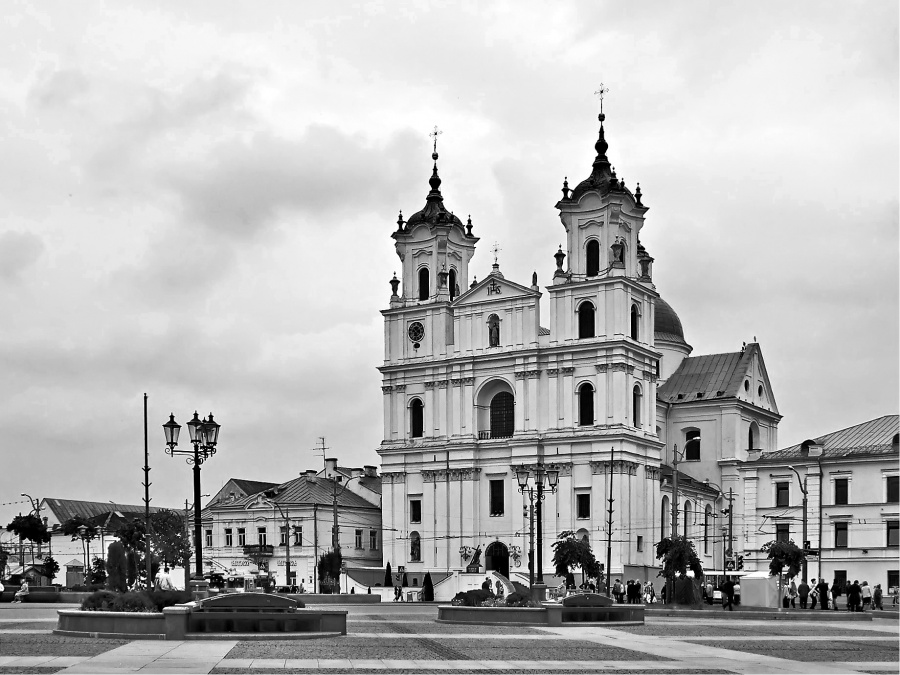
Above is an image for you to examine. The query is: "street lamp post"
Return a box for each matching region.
[515,463,559,599]
[787,465,809,582]
[163,411,220,590]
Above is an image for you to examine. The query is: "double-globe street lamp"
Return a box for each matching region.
[515,463,559,596]
[163,411,220,585]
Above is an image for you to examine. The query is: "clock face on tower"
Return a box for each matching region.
[407,321,425,343]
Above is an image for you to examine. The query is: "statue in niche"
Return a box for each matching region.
[488,316,500,347]
[410,535,420,562]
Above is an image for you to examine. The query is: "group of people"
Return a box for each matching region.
[705,579,741,608]
[611,579,656,604]
[789,578,886,611]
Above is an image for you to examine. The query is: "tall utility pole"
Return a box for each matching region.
[605,445,615,596]
[143,394,152,590]
[671,443,680,538]
[726,488,734,561]
[788,465,809,582]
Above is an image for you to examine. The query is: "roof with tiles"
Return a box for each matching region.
[657,344,761,404]
[230,479,279,497]
[659,465,721,497]
[43,499,170,523]
[211,475,379,512]
[756,415,899,462]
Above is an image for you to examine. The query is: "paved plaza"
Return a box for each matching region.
[0,603,897,674]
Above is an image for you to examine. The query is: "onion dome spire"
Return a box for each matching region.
[402,125,464,232]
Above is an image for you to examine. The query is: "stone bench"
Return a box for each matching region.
[1,586,60,603]
[184,592,347,636]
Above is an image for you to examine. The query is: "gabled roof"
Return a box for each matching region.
[452,268,539,306]
[215,475,379,512]
[758,415,899,461]
[658,343,776,412]
[44,499,168,524]
[659,465,721,498]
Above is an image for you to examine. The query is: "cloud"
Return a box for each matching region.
[0,231,44,282]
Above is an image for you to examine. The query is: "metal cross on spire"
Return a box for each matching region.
[492,241,502,265]
[429,125,443,154]
[594,83,610,116]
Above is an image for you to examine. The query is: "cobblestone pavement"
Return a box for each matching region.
[0,602,896,674]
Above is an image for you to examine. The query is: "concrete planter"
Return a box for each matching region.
[293,593,380,605]
[55,609,166,639]
[437,603,644,626]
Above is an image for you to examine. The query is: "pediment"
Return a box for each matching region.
[452,274,540,307]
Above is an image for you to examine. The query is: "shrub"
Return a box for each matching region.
[422,572,434,601]
[145,589,192,612]
[451,588,495,607]
[79,589,191,613]
[81,590,120,611]
[505,591,536,607]
[107,542,128,593]
[114,591,157,613]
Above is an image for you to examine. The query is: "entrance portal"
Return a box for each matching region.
[485,541,510,579]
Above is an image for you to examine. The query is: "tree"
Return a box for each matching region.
[148,510,192,569]
[383,562,392,588]
[42,555,60,585]
[551,531,601,586]
[402,572,408,587]
[107,542,128,592]
[318,550,342,593]
[113,517,150,587]
[655,536,704,605]
[761,539,806,604]
[90,557,107,586]
[422,571,434,601]
[61,516,99,582]
[0,548,9,578]
[6,514,51,571]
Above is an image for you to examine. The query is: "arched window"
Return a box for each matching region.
[418,268,429,301]
[577,301,595,339]
[684,500,693,538]
[685,429,701,461]
[489,391,514,438]
[449,268,457,301]
[661,496,670,539]
[704,505,712,554]
[748,422,758,451]
[578,383,594,426]
[409,531,421,562]
[630,304,640,341]
[410,399,424,438]
[586,239,600,276]
[632,384,642,428]
[487,314,500,347]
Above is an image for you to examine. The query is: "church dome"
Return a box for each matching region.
[655,296,686,344]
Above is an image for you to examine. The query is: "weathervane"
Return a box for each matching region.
[594,83,610,117]
[429,125,443,154]
[492,241,502,265]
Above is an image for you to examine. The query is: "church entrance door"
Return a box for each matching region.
[485,541,509,579]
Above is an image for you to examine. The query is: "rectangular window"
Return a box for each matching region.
[834,522,848,548]
[775,523,790,543]
[636,536,644,552]
[489,480,504,516]
[888,520,899,548]
[280,526,288,546]
[775,482,790,507]
[205,529,212,547]
[225,528,233,547]
[237,528,246,546]
[257,527,267,546]
[294,526,302,546]
[834,478,849,505]
[887,476,899,503]
[410,499,422,523]
[576,493,591,519]
[355,529,363,549]
[888,570,899,593]
[370,530,378,550]
[834,569,847,594]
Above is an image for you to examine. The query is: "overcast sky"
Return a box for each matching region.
[1,1,897,526]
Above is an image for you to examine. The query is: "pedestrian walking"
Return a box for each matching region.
[861,581,872,610]
[873,584,883,610]
[848,580,862,612]
[831,578,842,610]
[789,579,798,609]
[721,579,735,611]
[798,579,810,609]
[815,578,829,610]
[733,580,741,606]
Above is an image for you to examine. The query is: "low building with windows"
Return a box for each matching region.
[201,460,382,590]
[737,415,899,593]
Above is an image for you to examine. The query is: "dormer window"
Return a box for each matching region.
[586,239,600,276]
[577,301,595,339]
[418,267,430,301]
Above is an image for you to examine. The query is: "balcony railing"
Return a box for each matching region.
[478,430,513,440]
[242,544,274,557]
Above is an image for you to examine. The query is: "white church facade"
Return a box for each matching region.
[376,111,781,587]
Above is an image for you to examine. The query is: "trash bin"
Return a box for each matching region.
[407,591,417,602]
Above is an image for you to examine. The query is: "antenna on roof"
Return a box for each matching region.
[311,437,329,472]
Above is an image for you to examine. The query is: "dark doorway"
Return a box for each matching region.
[485,541,509,579]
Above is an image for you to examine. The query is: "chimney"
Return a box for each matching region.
[325,457,338,477]
[351,468,364,479]
[305,469,317,483]
[364,465,377,477]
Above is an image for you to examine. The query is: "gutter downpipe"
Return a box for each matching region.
[817,457,823,582]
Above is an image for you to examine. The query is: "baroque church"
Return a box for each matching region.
[376,109,780,586]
